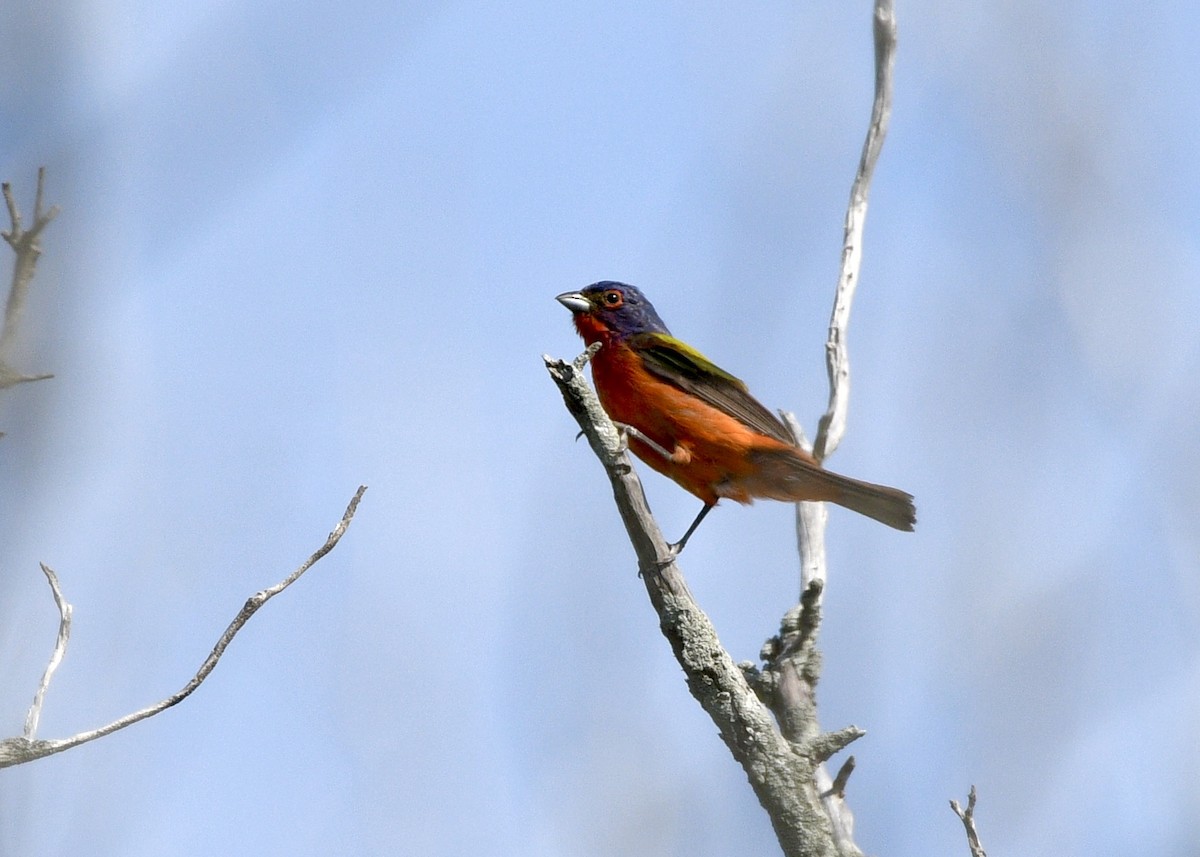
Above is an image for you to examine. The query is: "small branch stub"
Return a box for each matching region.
[809,726,865,765]
[823,755,856,799]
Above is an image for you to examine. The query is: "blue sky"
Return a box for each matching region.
[2,2,1198,855]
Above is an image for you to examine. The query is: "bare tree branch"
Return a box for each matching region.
[950,786,988,857]
[1,167,58,390]
[0,485,367,768]
[777,2,897,852]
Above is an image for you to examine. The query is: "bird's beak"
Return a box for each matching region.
[556,291,590,313]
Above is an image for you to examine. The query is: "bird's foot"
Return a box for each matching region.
[638,547,680,578]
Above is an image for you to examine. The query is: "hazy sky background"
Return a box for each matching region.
[2,2,1198,855]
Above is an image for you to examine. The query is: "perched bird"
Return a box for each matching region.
[557,281,915,551]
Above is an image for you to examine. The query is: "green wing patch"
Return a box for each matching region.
[633,333,796,445]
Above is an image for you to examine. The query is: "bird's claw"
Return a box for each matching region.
[638,550,678,578]
[638,545,681,578]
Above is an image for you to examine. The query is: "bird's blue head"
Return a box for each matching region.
[556,281,671,345]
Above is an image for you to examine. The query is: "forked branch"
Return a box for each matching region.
[950,787,989,857]
[1,167,58,390]
[0,486,367,768]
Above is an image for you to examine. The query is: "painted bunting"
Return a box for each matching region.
[557,281,915,551]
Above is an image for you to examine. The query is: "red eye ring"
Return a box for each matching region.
[601,289,624,308]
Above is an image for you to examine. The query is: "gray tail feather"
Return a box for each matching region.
[747,449,916,531]
[823,470,916,531]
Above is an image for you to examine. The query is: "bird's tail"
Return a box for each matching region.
[746,448,916,531]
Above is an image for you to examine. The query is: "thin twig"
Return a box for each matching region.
[23,564,73,741]
[0,486,367,768]
[811,0,896,464]
[793,0,897,593]
[950,786,988,857]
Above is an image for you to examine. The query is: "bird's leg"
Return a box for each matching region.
[668,503,715,557]
[612,422,674,461]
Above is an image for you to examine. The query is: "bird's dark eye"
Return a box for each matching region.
[601,290,624,308]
